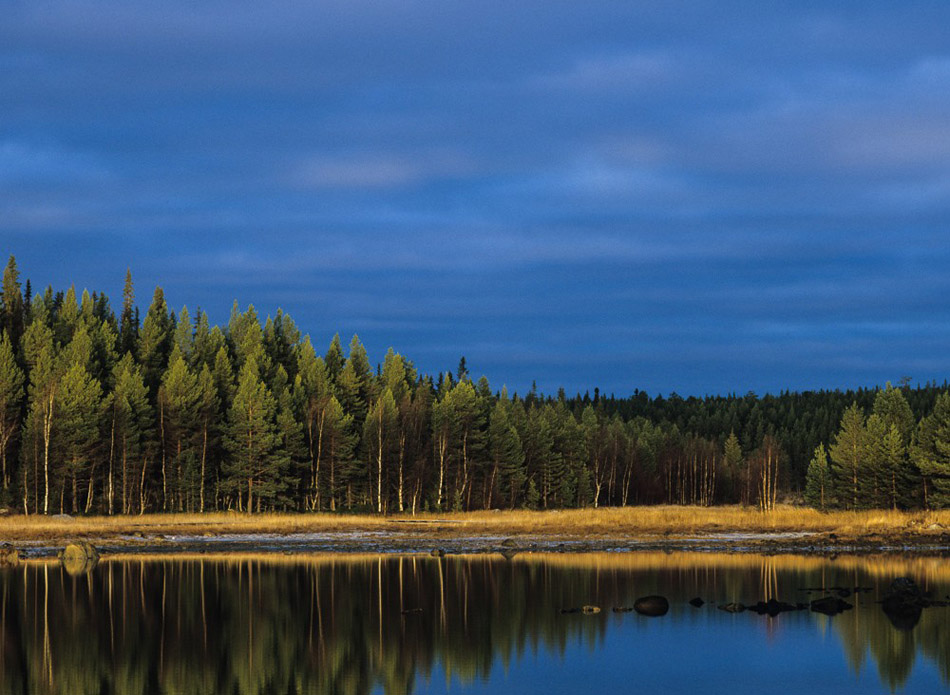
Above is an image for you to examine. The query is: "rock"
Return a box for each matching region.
[500,538,518,547]
[59,541,100,575]
[718,602,746,614]
[581,605,601,614]
[0,543,20,568]
[499,549,518,561]
[634,595,669,617]
[689,597,705,608]
[51,513,74,521]
[810,595,853,616]
[881,577,927,630]
[430,548,445,557]
[747,598,800,617]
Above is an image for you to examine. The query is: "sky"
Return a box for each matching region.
[3,1,950,397]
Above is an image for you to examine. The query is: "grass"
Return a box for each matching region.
[1,505,949,543]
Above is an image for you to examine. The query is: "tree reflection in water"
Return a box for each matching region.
[1,552,949,694]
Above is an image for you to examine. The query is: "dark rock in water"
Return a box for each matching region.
[810,596,853,616]
[0,543,20,568]
[748,598,800,617]
[500,538,518,547]
[634,595,669,617]
[582,605,601,615]
[430,548,445,557]
[499,549,518,561]
[881,577,928,630]
[612,606,635,613]
[718,602,745,614]
[689,597,705,608]
[59,541,100,575]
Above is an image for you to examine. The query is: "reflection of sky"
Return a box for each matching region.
[5,2,950,395]
[421,612,946,694]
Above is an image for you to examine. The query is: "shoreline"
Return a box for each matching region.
[3,506,950,559]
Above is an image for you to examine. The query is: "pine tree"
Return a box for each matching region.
[322,395,354,511]
[489,398,525,509]
[107,354,151,514]
[722,431,744,502]
[829,403,866,510]
[223,356,284,512]
[0,256,25,347]
[912,393,950,509]
[159,346,201,511]
[0,331,24,493]
[363,389,398,513]
[139,287,173,396]
[804,443,830,510]
[56,361,102,513]
[195,364,218,512]
[22,302,58,514]
[324,334,345,385]
[118,269,138,358]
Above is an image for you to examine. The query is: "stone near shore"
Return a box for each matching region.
[59,541,100,575]
[718,602,745,613]
[634,595,669,617]
[810,595,853,616]
[0,543,20,568]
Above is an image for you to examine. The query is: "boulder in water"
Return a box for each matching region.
[634,595,669,617]
[881,577,928,630]
[810,595,852,616]
[718,602,745,613]
[59,541,100,575]
[689,597,705,608]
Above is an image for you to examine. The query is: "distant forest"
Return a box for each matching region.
[1,255,949,516]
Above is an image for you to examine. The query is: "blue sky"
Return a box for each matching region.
[3,1,950,396]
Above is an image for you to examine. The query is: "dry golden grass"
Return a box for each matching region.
[1,504,949,543]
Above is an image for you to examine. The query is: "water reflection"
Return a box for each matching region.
[1,552,949,694]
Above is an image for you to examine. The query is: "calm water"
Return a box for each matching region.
[1,552,949,694]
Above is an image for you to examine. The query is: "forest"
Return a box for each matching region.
[1,255,949,516]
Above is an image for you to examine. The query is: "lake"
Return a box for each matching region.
[1,552,948,694]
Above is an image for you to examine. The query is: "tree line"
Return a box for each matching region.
[1,255,949,515]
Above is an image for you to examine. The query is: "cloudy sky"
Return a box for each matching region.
[3,1,950,396]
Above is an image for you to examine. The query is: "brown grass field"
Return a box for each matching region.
[1,505,949,545]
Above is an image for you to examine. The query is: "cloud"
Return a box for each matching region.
[291,151,474,189]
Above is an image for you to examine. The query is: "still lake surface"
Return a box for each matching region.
[1,551,949,694]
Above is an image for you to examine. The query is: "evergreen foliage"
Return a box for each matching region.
[0,255,948,514]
